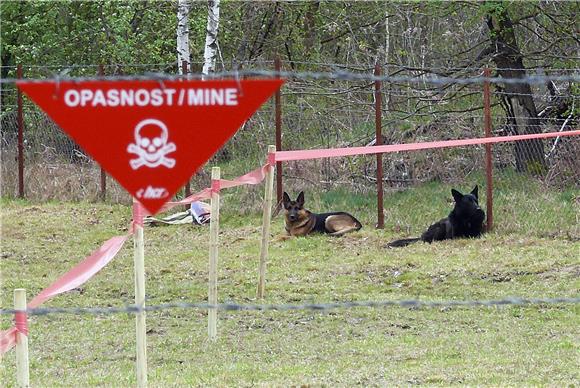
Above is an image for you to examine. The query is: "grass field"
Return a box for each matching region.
[1,177,579,386]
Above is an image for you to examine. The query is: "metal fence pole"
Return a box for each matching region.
[374,63,384,229]
[274,57,283,206]
[98,64,107,201]
[17,64,25,199]
[483,68,494,231]
[181,60,192,200]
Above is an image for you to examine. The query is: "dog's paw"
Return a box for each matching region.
[273,234,293,242]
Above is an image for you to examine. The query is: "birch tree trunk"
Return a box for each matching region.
[203,0,221,77]
[176,0,190,74]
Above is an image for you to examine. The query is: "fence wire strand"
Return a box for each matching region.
[2,63,578,215]
[1,297,579,317]
[1,69,580,85]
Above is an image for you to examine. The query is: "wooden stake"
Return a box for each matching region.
[14,289,29,388]
[208,167,220,341]
[257,145,276,299]
[133,222,148,387]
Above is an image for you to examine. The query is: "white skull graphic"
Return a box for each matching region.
[127,119,176,169]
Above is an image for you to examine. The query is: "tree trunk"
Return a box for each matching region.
[486,8,546,173]
[203,0,220,76]
[235,2,254,62]
[303,2,319,55]
[176,0,190,73]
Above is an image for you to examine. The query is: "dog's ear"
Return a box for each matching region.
[296,191,305,207]
[451,189,463,202]
[283,192,291,208]
[471,185,479,200]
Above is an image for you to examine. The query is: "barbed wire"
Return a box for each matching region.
[1,69,580,86]
[2,63,579,73]
[3,86,578,101]
[0,61,278,70]
[493,91,579,98]
[1,297,578,317]
[1,63,180,70]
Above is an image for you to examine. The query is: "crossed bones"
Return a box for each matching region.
[127,142,176,169]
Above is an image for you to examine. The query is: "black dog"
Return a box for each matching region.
[387,186,485,247]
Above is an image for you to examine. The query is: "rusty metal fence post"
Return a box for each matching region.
[17,64,25,198]
[374,63,384,229]
[98,64,107,201]
[181,60,192,199]
[483,68,494,231]
[274,57,283,205]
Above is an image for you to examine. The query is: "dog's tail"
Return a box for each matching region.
[386,237,421,248]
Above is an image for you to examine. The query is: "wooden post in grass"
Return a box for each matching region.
[257,145,276,299]
[133,204,148,387]
[208,167,220,341]
[14,289,29,388]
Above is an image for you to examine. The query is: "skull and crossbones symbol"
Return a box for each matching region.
[127,119,176,169]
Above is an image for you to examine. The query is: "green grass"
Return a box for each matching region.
[1,178,579,386]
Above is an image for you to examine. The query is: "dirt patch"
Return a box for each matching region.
[538,264,580,279]
[478,264,580,282]
[333,233,384,249]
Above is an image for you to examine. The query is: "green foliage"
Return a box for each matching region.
[478,0,507,19]
[2,1,577,73]
[1,1,204,70]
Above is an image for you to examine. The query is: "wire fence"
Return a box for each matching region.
[4,300,575,387]
[2,68,580,85]
[2,296,579,317]
[1,63,578,230]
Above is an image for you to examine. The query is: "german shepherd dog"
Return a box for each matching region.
[282,192,363,237]
[387,186,485,247]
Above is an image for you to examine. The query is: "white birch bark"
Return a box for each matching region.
[176,0,190,74]
[202,0,220,77]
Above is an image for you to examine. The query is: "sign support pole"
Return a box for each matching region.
[257,145,276,299]
[208,167,220,341]
[133,202,148,387]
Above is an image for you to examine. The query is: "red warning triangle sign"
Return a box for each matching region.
[17,79,283,214]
